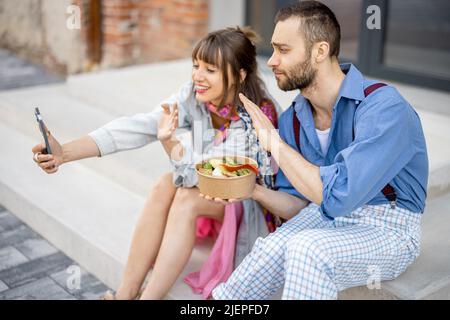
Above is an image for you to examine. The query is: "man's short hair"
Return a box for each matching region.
[275,1,341,58]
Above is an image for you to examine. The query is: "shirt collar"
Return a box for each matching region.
[338,63,365,102]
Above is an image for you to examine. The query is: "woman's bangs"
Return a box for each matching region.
[192,39,222,68]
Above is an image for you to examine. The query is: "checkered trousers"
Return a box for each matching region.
[212,203,422,300]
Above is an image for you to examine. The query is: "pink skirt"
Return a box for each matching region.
[184,202,243,299]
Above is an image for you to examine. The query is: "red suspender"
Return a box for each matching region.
[293,108,301,151]
[364,82,386,96]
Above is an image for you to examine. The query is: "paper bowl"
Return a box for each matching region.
[196,156,258,200]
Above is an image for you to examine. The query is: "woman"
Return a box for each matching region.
[31,27,285,300]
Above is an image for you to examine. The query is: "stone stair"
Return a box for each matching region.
[0,59,449,299]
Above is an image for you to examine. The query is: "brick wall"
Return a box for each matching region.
[102,0,209,68]
[74,0,97,71]
[0,0,209,74]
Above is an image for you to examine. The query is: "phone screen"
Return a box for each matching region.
[34,107,52,155]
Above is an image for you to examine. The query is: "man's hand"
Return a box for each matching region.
[157,103,178,142]
[239,93,281,153]
[240,93,323,206]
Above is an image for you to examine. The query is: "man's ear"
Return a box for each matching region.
[314,41,330,63]
[240,69,247,83]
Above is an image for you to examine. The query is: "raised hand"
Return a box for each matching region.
[157,103,178,142]
[239,93,281,153]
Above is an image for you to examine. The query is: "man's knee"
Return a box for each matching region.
[285,230,333,263]
[250,226,298,258]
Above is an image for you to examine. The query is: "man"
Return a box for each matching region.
[211,1,428,300]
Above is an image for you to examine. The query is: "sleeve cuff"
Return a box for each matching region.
[318,165,339,220]
[169,140,198,188]
[169,140,194,168]
[88,128,117,157]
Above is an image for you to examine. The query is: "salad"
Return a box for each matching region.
[197,157,255,178]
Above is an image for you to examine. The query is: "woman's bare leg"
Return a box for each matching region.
[139,187,225,300]
[115,172,177,300]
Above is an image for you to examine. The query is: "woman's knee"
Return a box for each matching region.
[170,187,224,221]
[154,172,175,191]
[169,188,199,220]
[148,172,176,199]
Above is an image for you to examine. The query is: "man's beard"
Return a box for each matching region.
[275,56,317,91]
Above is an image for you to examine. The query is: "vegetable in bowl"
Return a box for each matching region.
[198,157,254,178]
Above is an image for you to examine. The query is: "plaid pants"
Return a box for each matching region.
[212,203,422,300]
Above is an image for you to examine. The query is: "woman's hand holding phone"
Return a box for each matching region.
[32,129,64,174]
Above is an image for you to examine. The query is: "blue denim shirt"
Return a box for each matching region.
[275,64,428,220]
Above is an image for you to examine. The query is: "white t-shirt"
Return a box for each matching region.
[316,127,330,155]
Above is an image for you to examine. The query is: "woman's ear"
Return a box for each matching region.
[239,69,247,83]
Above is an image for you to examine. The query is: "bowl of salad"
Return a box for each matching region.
[196,156,258,200]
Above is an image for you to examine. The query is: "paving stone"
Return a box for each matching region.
[0,210,109,299]
[0,225,40,249]
[0,277,75,300]
[0,211,23,232]
[0,280,8,293]
[50,268,109,300]
[0,49,63,91]
[0,246,29,272]
[16,238,58,260]
[0,212,7,219]
[78,291,105,300]
[79,283,110,300]
[0,252,73,288]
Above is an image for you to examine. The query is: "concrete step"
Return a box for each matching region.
[0,122,209,300]
[66,59,195,117]
[339,192,450,300]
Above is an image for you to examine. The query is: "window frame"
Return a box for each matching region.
[246,0,450,92]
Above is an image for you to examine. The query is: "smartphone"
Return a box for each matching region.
[34,107,52,155]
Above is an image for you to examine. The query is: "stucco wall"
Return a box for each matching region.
[0,0,86,75]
